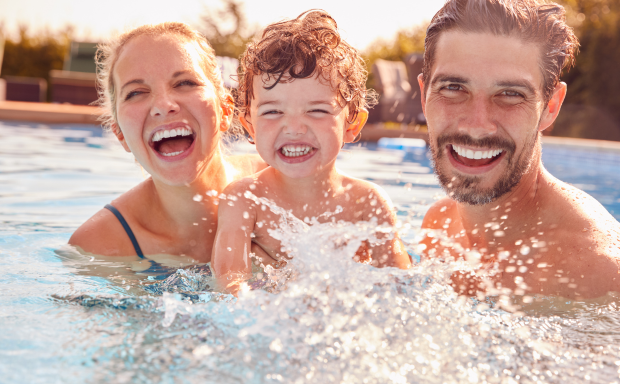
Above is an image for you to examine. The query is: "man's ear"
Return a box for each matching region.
[112,123,131,152]
[344,108,369,143]
[538,82,567,133]
[417,73,427,116]
[239,113,256,141]
[219,95,235,132]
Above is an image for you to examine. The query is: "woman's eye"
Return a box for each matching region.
[124,90,144,101]
[176,80,198,87]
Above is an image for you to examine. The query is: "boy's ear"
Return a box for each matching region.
[112,123,131,152]
[239,113,256,141]
[219,95,235,132]
[344,108,369,143]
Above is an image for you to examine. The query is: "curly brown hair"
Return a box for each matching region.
[237,10,376,123]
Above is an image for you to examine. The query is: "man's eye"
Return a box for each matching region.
[445,84,461,91]
[502,90,523,97]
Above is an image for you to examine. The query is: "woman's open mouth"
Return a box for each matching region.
[150,127,195,158]
[449,144,504,167]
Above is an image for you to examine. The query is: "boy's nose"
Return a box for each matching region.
[150,91,180,117]
[282,118,308,136]
[457,96,497,138]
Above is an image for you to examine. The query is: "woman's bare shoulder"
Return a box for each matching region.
[68,207,137,256]
[69,182,152,256]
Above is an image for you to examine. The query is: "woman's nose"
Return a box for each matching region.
[150,91,179,117]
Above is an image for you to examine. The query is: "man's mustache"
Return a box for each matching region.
[435,133,516,155]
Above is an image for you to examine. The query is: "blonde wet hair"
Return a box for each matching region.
[95,22,232,132]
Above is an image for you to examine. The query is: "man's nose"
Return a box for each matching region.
[457,95,497,138]
[150,90,179,117]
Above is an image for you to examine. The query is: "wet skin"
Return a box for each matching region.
[418,31,620,300]
[212,75,411,293]
[69,34,266,262]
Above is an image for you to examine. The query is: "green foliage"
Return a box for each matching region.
[362,24,427,89]
[555,0,620,140]
[1,26,73,102]
[199,0,256,60]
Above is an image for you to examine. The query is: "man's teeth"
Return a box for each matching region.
[152,127,193,142]
[281,144,312,157]
[452,144,502,160]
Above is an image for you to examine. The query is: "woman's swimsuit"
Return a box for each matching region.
[104,204,173,278]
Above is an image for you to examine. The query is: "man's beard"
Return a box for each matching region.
[429,131,539,206]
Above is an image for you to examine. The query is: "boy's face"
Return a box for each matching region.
[241,74,364,179]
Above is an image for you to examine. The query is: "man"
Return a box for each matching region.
[418,0,620,299]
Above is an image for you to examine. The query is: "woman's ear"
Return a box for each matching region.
[239,113,256,141]
[344,108,369,143]
[112,123,131,152]
[219,95,235,132]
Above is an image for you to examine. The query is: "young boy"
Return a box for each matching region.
[211,10,411,292]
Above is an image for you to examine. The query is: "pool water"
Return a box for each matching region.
[1,121,620,383]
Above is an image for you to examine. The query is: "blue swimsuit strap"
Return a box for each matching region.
[104,204,145,258]
[104,204,176,279]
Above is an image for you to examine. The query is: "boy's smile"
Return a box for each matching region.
[242,74,352,180]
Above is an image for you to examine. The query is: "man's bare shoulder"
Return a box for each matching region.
[546,179,620,255]
[421,197,458,229]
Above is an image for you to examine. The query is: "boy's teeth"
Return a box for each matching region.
[152,127,193,142]
[281,144,312,157]
[452,144,503,160]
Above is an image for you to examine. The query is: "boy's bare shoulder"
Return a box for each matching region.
[226,154,268,176]
[340,176,392,204]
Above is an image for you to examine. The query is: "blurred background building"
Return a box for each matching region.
[0,0,618,141]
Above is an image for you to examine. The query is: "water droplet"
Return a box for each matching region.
[192,194,203,202]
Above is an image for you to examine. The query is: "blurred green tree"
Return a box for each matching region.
[362,24,427,89]
[1,25,73,102]
[199,0,256,60]
[555,0,620,140]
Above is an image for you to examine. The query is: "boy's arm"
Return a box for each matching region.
[359,185,411,269]
[211,181,257,295]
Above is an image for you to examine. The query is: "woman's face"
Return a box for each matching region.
[113,34,229,186]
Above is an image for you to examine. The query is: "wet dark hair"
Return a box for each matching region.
[422,0,579,104]
[238,9,376,123]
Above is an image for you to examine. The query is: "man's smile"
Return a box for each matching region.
[449,144,505,168]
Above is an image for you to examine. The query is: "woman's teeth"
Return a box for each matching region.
[281,145,312,157]
[162,150,184,157]
[452,144,503,160]
[152,127,193,143]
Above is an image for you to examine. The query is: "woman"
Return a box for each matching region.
[69,23,265,263]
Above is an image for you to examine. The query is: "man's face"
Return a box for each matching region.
[421,31,548,205]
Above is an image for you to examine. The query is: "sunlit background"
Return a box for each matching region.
[1,0,619,141]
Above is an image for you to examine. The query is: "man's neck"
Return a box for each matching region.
[455,163,546,249]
